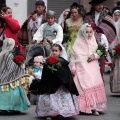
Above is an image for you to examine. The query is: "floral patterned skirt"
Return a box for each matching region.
[36,86,79,117]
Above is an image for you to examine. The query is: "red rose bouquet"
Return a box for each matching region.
[114,44,120,57]
[47,56,58,64]
[14,55,25,65]
[46,56,61,72]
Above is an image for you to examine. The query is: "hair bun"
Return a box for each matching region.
[71,2,80,8]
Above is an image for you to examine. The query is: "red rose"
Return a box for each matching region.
[114,45,120,55]
[114,46,120,51]
[14,55,24,63]
[47,56,58,64]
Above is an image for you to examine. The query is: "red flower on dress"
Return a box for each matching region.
[14,55,24,63]
[47,56,58,64]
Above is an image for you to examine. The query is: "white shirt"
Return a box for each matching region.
[27,15,43,31]
[95,11,100,26]
[101,34,109,51]
[33,23,63,44]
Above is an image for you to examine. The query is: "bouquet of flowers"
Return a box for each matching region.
[96,43,107,57]
[14,55,25,66]
[113,44,120,57]
[46,56,61,73]
[87,43,107,63]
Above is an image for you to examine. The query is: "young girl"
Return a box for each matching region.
[70,23,107,115]
[28,56,44,84]
[112,9,120,36]
[35,42,79,119]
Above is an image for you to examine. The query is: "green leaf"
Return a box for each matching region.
[96,50,103,56]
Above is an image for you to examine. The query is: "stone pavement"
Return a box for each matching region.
[0,74,120,120]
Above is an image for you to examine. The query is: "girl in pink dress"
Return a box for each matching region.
[70,23,107,115]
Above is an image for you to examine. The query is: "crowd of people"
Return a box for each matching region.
[0,0,120,119]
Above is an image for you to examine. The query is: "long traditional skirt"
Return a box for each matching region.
[0,86,30,111]
[110,58,120,93]
[36,86,79,117]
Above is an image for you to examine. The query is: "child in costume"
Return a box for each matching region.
[28,56,44,84]
[35,42,79,119]
[70,23,107,115]
[33,10,63,56]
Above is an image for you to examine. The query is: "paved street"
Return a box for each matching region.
[0,73,120,120]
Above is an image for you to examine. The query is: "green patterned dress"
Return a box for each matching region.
[65,18,83,59]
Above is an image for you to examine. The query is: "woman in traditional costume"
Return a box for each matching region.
[109,10,120,92]
[58,8,70,29]
[70,23,107,115]
[0,38,30,112]
[65,2,83,59]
